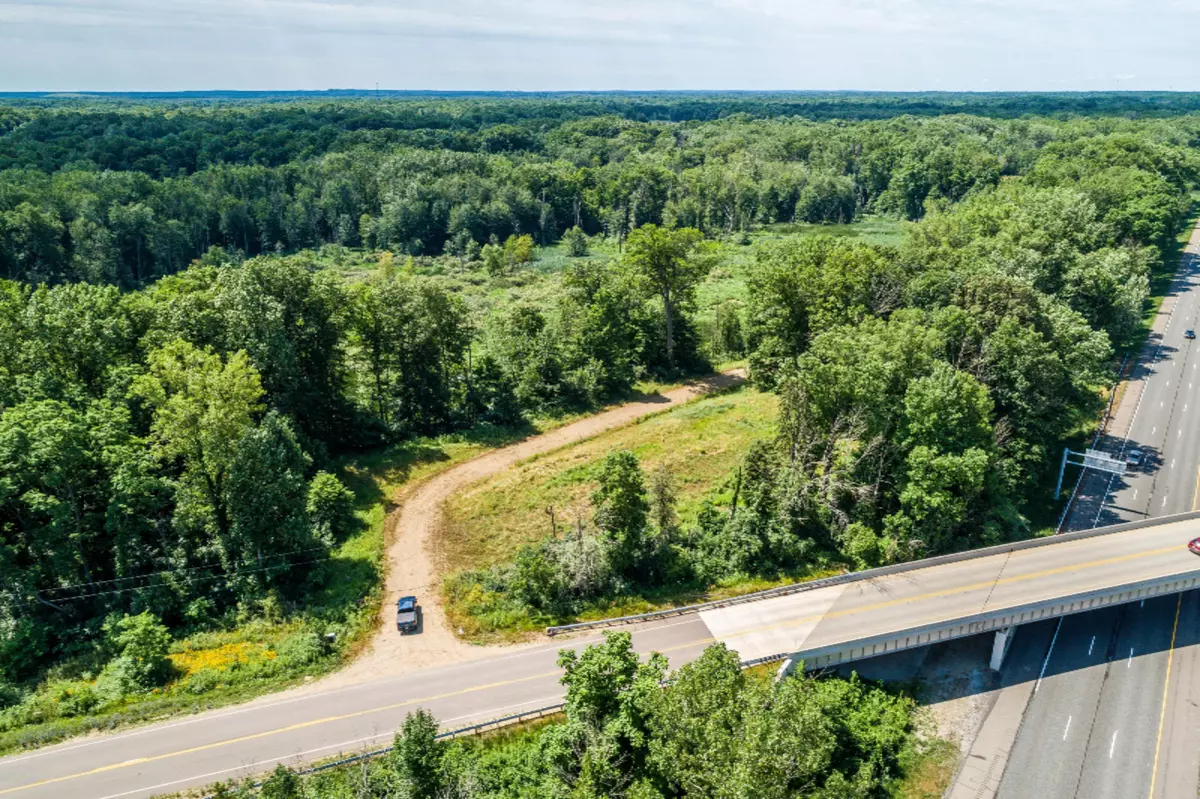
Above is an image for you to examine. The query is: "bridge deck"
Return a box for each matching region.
[701,516,1200,664]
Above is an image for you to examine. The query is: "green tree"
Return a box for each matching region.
[131,340,265,552]
[592,450,650,575]
[306,471,355,544]
[624,224,715,367]
[504,233,535,265]
[392,709,445,799]
[562,225,589,257]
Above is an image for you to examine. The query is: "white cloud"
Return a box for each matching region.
[0,0,1196,91]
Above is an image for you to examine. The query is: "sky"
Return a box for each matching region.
[0,0,1197,92]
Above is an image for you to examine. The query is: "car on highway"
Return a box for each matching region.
[1187,329,1196,340]
[1126,448,1144,468]
[1190,537,1200,555]
[397,595,419,633]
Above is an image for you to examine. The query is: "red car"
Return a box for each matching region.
[1190,537,1200,555]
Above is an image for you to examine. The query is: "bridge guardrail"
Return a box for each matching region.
[546,509,1200,636]
[203,652,788,797]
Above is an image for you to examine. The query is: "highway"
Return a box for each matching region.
[3,515,1200,798]
[993,226,1200,799]
[4,239,1200,799]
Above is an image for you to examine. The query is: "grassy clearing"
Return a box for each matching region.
[763,215,906,247]
[889,733,960,799]
[441,385,778,574]
[436,384,855,644]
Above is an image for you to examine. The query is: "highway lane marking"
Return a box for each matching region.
[1035,618,1063,695]
[1134,489,1139,501]
[5,543,1190,796]
[1172,459,1176,469]
[92,693,567,799]
[1192,453,1200,511]
[1128,647,1135,668]
[0,669,564,797]
[0,615,711,768]
[1147,594,1182,799]
[712,543,1191,655]
[1110,730,1118,758]
[1088,635,1095,656]
[1063,715,1072,741]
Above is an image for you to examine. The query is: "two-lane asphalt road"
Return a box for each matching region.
[996,224,1200,799]
[0,616,716,799]
[5,514,1200,798]
[8,231,1200,799]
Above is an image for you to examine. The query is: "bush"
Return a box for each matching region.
[504,234,535,265]
[260,764,302,799]
[563,226,589,257]
[274,631,328,669]
[101,612,173,693]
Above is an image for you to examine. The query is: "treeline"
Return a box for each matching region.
[221,634,919,799]
[0,219,717,686]
[449,125,1198,633]
[5,99,1198,286]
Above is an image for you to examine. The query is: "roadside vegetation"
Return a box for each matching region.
[203,632,946,799]
[0,93,1197,760]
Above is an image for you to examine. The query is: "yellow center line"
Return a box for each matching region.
[710,543,1184,646]
[1147,593,1182,799]
[1192,456,1200,511]
[3,540,1192,796]
[0,670,560,796]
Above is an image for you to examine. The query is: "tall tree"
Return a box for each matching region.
[624,224,715,368]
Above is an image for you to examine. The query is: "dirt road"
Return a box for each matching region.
[319,370,746,689]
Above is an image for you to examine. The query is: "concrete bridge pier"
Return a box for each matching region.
[990,626,1015,671]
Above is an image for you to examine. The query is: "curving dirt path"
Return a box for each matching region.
[318,369,746,689]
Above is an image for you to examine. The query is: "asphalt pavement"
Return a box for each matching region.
[992,225,1200,799]
[7,234,1200,799]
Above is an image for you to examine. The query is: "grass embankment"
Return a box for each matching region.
[442,386,778,572]
[441,383,847,642]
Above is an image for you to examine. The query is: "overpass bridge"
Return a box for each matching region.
[695,512,1200,674]
[5,513,1200,799]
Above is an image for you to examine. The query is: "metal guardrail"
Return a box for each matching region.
[200,704,567,798]
[545,509,1200,637]
[200,652,791,798]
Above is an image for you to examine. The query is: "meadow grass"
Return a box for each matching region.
[440,384,778,573]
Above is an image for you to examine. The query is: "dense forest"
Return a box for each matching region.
[0,95,1197,767]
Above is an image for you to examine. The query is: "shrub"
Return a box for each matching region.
[562,226,589,257]
[504,234,535,265]
[260,764,302,799]
[274,631,328,669]
[101,612,173,693]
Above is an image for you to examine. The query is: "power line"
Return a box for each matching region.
[40,555,334,603]
[38,545,330,594]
